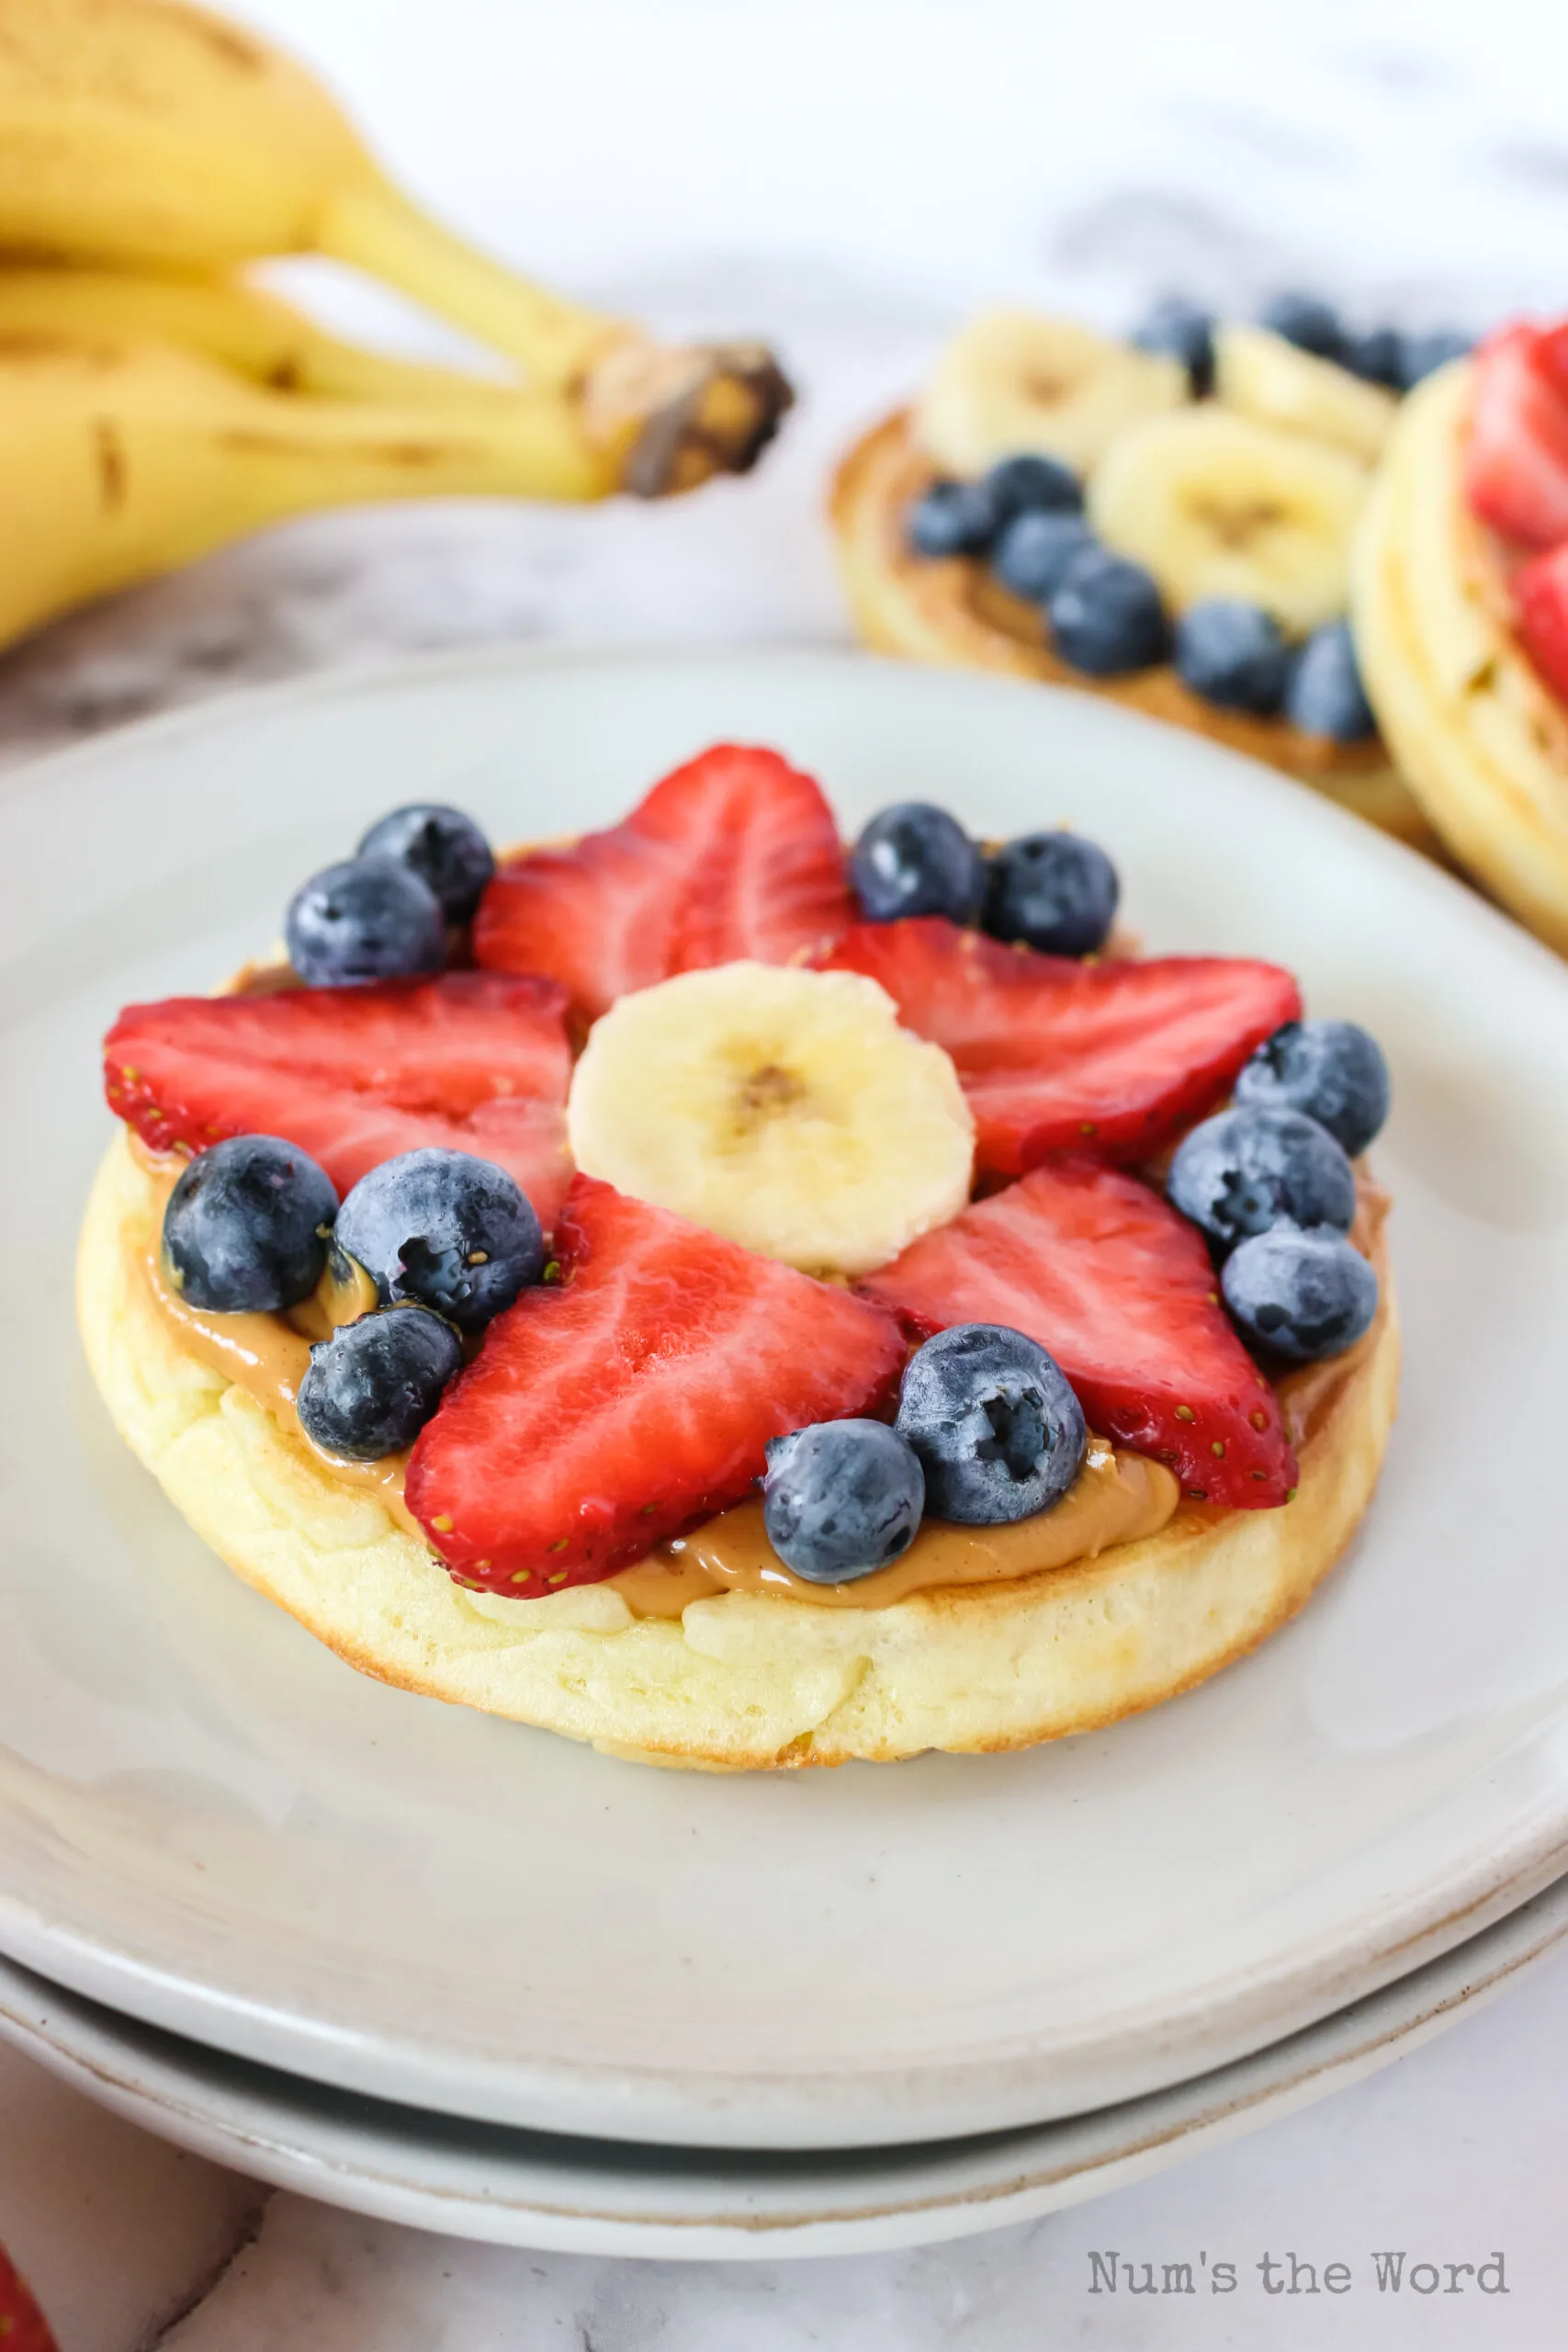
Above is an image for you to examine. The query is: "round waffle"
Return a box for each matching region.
[1352,361,1568,955]
[80,1128,1397,1770]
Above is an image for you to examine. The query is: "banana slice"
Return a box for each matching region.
[568,963,975,1276]
[918,310,1188,480]
[1088,407,1370,633]
[1215,325,1396,465]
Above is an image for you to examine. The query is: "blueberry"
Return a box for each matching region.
[984,831,1119,956]
[1283,619,1377,742]
[1048,547,1170,675]
[1132,294,1216,396]
[907,479,996,559]
[1234,1019,1390,1156]
[1346,323,1471,392]
[297,1306,463,1462]
[356,804,494,925]
[761,1419,925,1583]
[1222,1226,1378,1364]
[1167,1106,1357,1254]
[333,1148,544,1334]
[1258,291,1345,362]
[992,511,1096,604]
[1346,325,1404,390]
[286,858,446,988]
[162,1136,337,1314]
[850,802,985,924]
[895,1324,1087,1525]
[1173,599,1291,716]
[1396,327,1472,389]
[982,452,1083,522]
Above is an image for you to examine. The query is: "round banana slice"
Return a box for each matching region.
[567,963,975,1277]
[1089,407,1370,634]
[918,309,1188,480]
[1214,324,1396,465]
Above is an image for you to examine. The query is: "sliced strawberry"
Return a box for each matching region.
[473,742,854,1020]
[0,2245,59,2352]
[819,919,1300,1178]
[1463,323,1568,549]
[1514,540,1568,706]
[407,1175,908,1592]
[1534,320,1568,406]
[862,1157,1296,1507]
[104,973,573,1228]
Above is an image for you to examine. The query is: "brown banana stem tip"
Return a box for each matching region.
[581,337,795,498]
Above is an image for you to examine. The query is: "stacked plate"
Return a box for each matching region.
[4,649,1568,2259]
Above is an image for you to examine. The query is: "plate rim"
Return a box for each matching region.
[0,628,1556,962]
[3,1864,1566,2261]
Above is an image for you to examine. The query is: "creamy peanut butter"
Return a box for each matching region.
[613,1442,1179,1618]
[135,1146,422,1540]
[130,1136,1384,1624]
[131,1146,1179,1614]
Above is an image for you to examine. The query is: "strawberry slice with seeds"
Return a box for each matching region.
[863,1157,1296,1507]
[819,919,1300,1178]
[473,742,854,1019]
[1514,540,1568,707]
[407,1174,908,1592]
[1463,322,1568,549]
[104,973,573,1228]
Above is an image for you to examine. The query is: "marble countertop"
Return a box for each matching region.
[3,0,1567,2341]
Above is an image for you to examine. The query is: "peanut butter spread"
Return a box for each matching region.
[610,1447,1177,1619]
[130,1138,1386,1622]
[140,1189,423,1538]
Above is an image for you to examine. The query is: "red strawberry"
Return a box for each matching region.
[473,742,854,1020]
[819,919,1300,1178]
[407,1175,908,1592]
[862,1157,1296,1507]
[1534,320,1568,406]
[1463,323,1568,549]
[104,973,573,1229]
[1514,540,1568,707]
[0,2245,59,2352]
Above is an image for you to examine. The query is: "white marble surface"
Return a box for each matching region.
[3,0,1568,2341]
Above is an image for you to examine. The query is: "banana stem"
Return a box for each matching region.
[318,172,628,392]
[315,175,796,492]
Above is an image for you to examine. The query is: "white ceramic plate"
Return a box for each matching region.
[4,646,1568,2152]
[3,1869,1565,2259]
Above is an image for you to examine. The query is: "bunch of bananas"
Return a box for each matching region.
[0,0,793,656]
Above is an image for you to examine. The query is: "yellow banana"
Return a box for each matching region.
[0,331,624,654]
[0,0,792,492]
[0,266,526,407]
